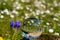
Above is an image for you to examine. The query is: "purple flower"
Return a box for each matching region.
[10,20,15,27]
[14,20,21,29]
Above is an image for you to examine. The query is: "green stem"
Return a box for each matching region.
[12,29,17,40]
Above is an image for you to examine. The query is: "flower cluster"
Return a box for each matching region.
[10,20,21,29]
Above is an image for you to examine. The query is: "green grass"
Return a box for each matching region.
[0,0,60,40]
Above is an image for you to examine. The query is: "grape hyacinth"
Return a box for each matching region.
[10,20,15,28]
[14,20,21,29]
[10,20,21,29]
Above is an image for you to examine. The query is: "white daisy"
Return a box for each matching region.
[49,29,54,33]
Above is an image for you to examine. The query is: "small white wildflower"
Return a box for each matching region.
[25,16,29,19]
[6,11,10,15]
[27,21,30,24]
[54,1,58,7]
[46,22,50,25]
[0,15,4,18]
[54,32,59,36]
[16,6,20,9]
[12,10,18,15]
[40,11,44,14]
[50,7,53,10]
[42,15,45,17]
[54,13,58,16]
[45,10,50,14]
[10,15,14,18]
[49,29,54,33]
[21,0,30,2]
[3,9,9,13]
[3,9,7,12]
[26,6,30,10]
[12,10,16,13]
[1,11,4,14]
[41,0,46,3]
[54,3,58,7]
[3,9,10,15]
[35,3,40,8]
[53,18,59,21]
[16,4,23,9]
[20,7,23,9]
[36,16,38,18]
[25,13,29,17]
[29,9,32,12]
[40,4,46,8]
[32,12,36,16]
[34,0,41,8]
[31,20,34,23]
[47,3,51,6]
[36,10,40,15]
[21,0,25,2]
[29,23,31,25]
[37,10,40,12]
[13,2,23,9]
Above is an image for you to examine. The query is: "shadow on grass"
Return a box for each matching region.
[37,34,60,40]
